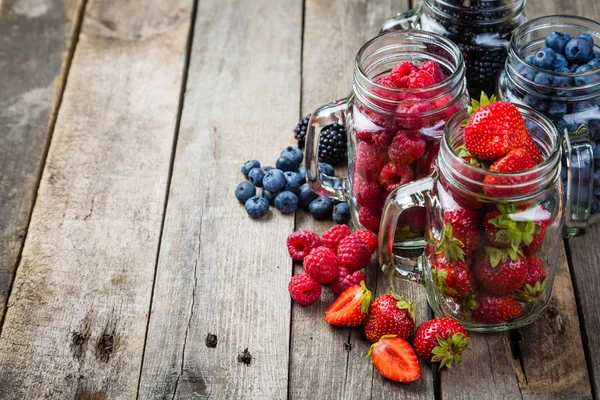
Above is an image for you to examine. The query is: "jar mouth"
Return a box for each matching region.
[354,30,465,115]
[507,15,600,101]
[439,104,561,201]
[423,0,527,26]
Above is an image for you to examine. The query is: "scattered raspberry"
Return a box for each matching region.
[354,230,377,253]
[379,162,415,192]
[420,61,445,83]
[330,267,366,297]
[287,230,323,261]
[354,176,382,209]
[337,235,372,272]
[289,274,322,305]
[322,224,352,251]
[390,62,418,87]
[359,206,382,232]
[407,70,436,89]
[304,246,339,284]
[388,132,427,164]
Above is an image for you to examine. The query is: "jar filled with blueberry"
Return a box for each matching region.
[498,15,600,232]
[304,30,468,235]
[381,0,526,98]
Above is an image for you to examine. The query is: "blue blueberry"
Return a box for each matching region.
[248,167,265,187]
[569,64,580,72]
[554,68,573,88]
[276,155,298,172]
[593,50,600,61]
[532,47,556,70]
[274,191,299,214]
[590,121,600,140]
[545,31,572,54]
[241,160,260,177]
[525,54,536,65]
[594,169,600,186]
[565,38,594,64]
[333,202,351,224]
[588,59,600,69]
[561,166,568,181]
[557,117,579,133]
[517,62,537,81]
[533,73,556,94]
[309,196,334,220]
[592,199,600,214]
[262,189,278,205]
[573,102,594,113]
[245,196,269,218]
[319,163,335,177]
[577,33,594,44]
[297,166,306,185]
[574,64,596,86]
[594,185,600,198]
[523,94,548,111]
[548,102,567,120]
[594,143,600,160]
[261,166,274,174]
[281,146,303,165]
[298,183,318,208]
[552,54,569,71]
[235,181,256,203]
[283,171,301,194]
[263,169,287,192]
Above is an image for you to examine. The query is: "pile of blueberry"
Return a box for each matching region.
[235,146,351,223]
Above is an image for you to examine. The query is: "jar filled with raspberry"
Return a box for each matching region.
[498,15,600,234]
[381,0,527,98]
[304,30,468,235]
[379,103,592,331]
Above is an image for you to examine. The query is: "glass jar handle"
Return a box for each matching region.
[562,125,594,237]
[305,98,349,201]
[378,176,435,283]
[379,3,422,34]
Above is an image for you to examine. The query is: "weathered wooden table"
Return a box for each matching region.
[0,0,599,398]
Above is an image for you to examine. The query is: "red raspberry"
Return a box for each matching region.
[289,274,322,305]
[337,235,372,272]
[287,230,322,261]
[354,230,377,253]
[395,103,431,130]
[390,62,418,87]
[330,267,366,297]
[373,76,401,108]
[359,206,382,232]
[354,175,382,209]
[376,75,396,88]
[379,162,415,192]
[419,61,445,83]
[322,224,352,251]
[304,246,339,284]
[415,141,440,175]
[389,132,427,164]
[355,142,386,180]
[407,70,436,89]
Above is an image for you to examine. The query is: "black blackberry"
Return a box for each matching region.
[294,114,310,149]
[318,123,347,166]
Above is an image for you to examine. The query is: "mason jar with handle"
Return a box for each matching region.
[305,30,468,235]
[379,105,592,332]
[381,0,527,98]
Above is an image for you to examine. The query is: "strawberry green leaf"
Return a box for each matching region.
[430,333,470,370]
[359,281,373,314]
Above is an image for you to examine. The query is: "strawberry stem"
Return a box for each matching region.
[431,333,470,370]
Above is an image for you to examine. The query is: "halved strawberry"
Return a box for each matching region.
[324,281,372,326]
[367,335,421,383]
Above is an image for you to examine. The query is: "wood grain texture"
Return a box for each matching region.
[289,1,435,399]
[137,0,302,398]
[0,0,192,398]
[0,0,84,324]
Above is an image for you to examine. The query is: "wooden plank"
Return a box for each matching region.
[0,0,192,398]
[0,0,84,323]
[137,0,302,398]
[289,1,435,399]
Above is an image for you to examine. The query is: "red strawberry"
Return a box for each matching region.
[474,248,528,296]
[463,94,527,161]
[483,148,537,197]
[413,318,469,368]
[287,230,322,261]
[304,246,339,284]
[321,224,351,251]
[288,274,322,306]
[364,289,416,342]
[469,291,523,324]
[337,234,372,272]
[324,281,372,326]
[431,255,475,298]
[437,208,481,260]
[454,145,488,169]
[354,230,378,253]
[330,267,365,297]
[517,133,543,165]
[514,256,547,303]
[367,336,421,383]
[484,204,548,252]
[523,206,550,255]
[398,206,427,234]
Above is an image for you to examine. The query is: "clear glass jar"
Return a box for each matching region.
[379,105,589,332]
[304,30,468,234]
[381,0,527,98]
[498,15,600,233]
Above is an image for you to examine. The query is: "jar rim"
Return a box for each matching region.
[423,0,527,26]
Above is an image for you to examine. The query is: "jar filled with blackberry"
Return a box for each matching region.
[381,0,527,98]
[498,15,600,235]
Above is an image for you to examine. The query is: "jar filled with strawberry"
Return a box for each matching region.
[379,99,593,331]
[381,0,526,98]
[304,30,468,236]
[498,15,600,234]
